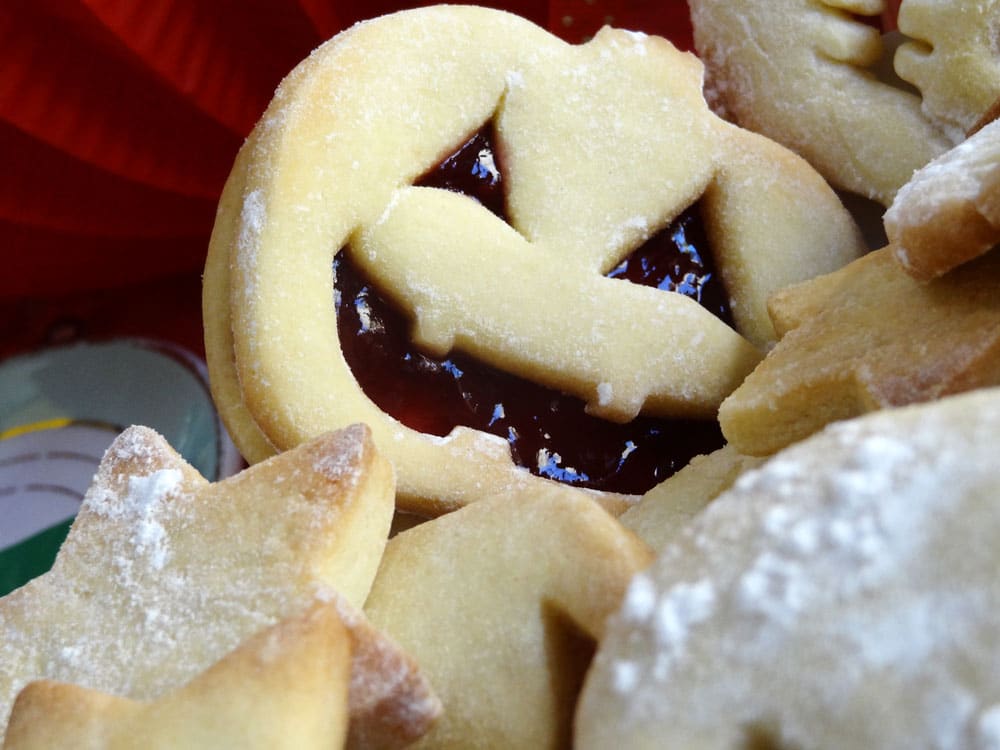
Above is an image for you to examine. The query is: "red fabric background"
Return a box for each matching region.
[0,1,698,356]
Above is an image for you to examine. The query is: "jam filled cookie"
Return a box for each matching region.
[204,5,864,514]
[885,117,1000,281]
[577,387,1000,749]
[363,487,652,748]
[0,426,440,747]
[689,0,953,205]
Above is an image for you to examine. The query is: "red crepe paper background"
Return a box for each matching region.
[0,1,688,355]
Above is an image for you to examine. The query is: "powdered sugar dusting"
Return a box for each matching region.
[0,424,394,737]
[582,389,1000,747]
[887,118,1000,234]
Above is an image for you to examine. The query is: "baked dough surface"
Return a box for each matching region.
[578,387,1000,749]
[204,4,864,514]
[689,0,952,205]
[886,117,1000,280]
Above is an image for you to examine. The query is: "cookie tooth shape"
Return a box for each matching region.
[0,425,440,746]
[689,0,952,205]
[620,445,765,553]
[895,0,1000,139]
[357,185,758,423]
[577,387,1000,749]
[205,4,865,514]
[885,117,1000,281]
[718,247,1000,456]
[363,487,654,748]
[3,603,351,750]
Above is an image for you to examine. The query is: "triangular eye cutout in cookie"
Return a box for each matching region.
[415,121,506,221]
[606,202,734,328]
[334,126,735,496]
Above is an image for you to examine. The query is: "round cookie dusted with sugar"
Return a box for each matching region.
[576,387,1000,749]
[895,0,1000,140]
[205,5,864,515]
[689,0,952,205]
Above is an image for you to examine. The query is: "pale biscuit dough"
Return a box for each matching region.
[577,387,1000,749]
[363,486,653,749]
[689,0,953,205]
[619,445,765,553]
[895,0,1000,139]
[205,4,864,515]
[885,117,1000,280]
[4,603,351,750]
[0,425,440,747]
[719,246,1000,456]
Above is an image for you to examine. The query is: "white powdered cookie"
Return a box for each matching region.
[578,387,1000,748]
[204,4,864,515]
[0,425,440,747]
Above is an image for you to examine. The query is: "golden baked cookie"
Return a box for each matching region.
[4,603,351,750]
[718,246,1000,456]
[689,0,953,205]
[363,487,653,748]
[619,445,765,552]
[204,4,864,515]
[895,0,1000,139]
[885,117,1000,280]
[0,425,440,747]
[577,387,1000,748]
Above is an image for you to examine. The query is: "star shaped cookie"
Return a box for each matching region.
[4,603,351,749]
[0,424,440,746]
[719,246,1000,456]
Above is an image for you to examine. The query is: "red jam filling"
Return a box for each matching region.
[335,124,731,495]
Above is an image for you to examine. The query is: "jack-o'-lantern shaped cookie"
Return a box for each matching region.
[203,5,865,515]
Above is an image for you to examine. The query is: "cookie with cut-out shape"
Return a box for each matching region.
[718,247,1000,456]
[205,4,864,515]
[885,117,1000,281]
[3,602,351,750]
[689,0,953,205]
[577,387,1000,749]
[0,425,440,747]
[363,486,653,748]
[895,0,1000,139]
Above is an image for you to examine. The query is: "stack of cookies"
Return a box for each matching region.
[3,4,1000,747]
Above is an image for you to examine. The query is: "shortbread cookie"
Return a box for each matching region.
[204,4,864,514]
[4,603,351,750]
[0,425,440,746]
[619,445,765,552]
[719,247,1000,456]
[885,117,1000,280]
[577,387,1000,748]
[689,0,952,205]
[895,0,1000,139]
[363,487,653,748]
